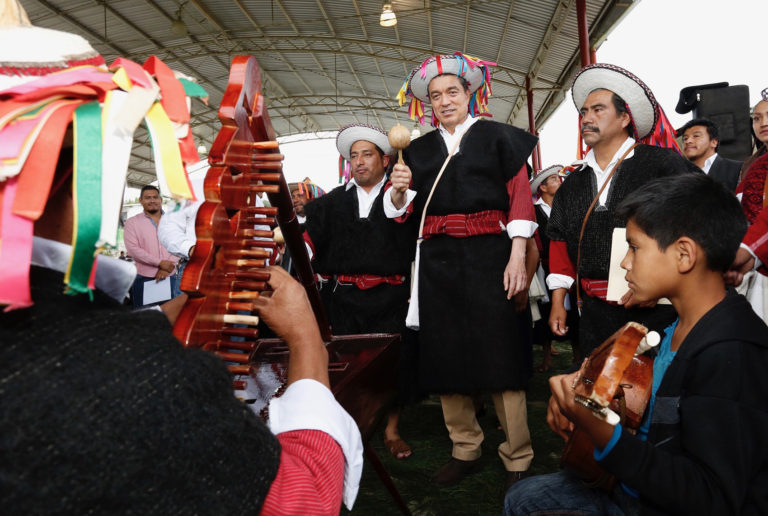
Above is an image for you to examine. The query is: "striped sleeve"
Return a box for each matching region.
[260,429,345,515]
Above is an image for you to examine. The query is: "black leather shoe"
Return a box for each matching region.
[431,457,483,487]
[504,470,528,491]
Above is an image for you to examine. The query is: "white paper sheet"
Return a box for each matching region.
[606,227,670,305]
[143,277,172,305]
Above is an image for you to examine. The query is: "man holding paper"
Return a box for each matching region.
[124,185,180,307]
[545,63,699,358]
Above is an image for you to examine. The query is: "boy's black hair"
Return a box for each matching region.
[616,174,747,272]
[140,184,159,198]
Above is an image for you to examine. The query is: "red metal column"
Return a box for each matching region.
[526,76,541,172]
[576,0,591,68]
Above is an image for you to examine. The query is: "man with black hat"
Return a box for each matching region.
[546,63,700,359]
[388,52,538,488]
[302,123,418,459]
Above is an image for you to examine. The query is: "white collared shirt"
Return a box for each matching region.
[534,196,552,218]
[438,114,480,156]
[584,136,636,206]
[346,174,387,218]
[702,152,718,174]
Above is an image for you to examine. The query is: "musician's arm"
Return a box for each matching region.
[254,266,363,511]
[548,372,614,448]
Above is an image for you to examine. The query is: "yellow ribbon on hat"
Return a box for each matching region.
[144,101,194,201]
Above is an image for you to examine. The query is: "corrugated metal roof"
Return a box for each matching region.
[19,0,638,186]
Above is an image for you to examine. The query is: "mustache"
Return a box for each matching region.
[581,125,599,134]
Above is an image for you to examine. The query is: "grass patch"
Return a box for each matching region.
[345,341,576,515]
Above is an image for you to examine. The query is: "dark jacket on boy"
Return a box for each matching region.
[601,291,768,515]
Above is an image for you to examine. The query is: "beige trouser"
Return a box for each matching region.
[440,390,533,472]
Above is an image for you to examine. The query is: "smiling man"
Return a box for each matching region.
[124,185,179,307]
[302,123,418,459]
[677,118,741,191]
[387,52,539,489]
[545,63,700,359]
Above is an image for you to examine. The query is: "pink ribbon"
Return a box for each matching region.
[0,177,34,310]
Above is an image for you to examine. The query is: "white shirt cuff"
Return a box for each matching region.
[383,188,416,218]
[179,238,196,260]
[546,273,574,290]
[267,379,363,510]
[741,242,761,270]
[506,219,538,239]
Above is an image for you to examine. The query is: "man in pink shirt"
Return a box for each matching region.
[124,185,179,307]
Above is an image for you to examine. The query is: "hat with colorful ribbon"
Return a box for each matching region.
[530,164,564,195]
[571,63,679,151]
[288,178,325,199]
[397,52,496,127]
[0,0,206,310]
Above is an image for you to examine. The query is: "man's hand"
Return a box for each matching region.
[389,163,412,209]
[503,236,528,299]
[514,290,529,312]
[548,372,614,450]
[618,289,657,309]
[548,289,569,336]
[154,269,169,282]
[546,374,575,441]
[252,266,329,388]
[160,293,187,325]
[725,246,756,287]
[158,260,175,273]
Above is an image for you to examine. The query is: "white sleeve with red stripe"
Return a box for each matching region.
[505,166,538,239]
[383,185,417,220]
[267,378,363,510]
[546,240,575,290]
[260,429,345,515]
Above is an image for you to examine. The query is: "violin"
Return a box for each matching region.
[561,322,658,490]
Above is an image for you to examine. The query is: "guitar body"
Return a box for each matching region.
[561,322,654,490]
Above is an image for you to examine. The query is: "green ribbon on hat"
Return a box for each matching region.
[65,101,102,297]
[177,78,209,98]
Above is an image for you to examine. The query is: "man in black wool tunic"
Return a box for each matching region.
[302,123,418,459]
[387,52,538,489]
[546,63,700,359]
[0,6,360,513]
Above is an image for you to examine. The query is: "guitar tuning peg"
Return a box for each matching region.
[635,331,661,356]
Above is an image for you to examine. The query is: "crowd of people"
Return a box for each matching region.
[1,0,767,513]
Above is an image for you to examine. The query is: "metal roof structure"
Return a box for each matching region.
[22,0,638,186]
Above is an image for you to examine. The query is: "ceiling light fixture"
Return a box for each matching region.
[380,3,397,27]
[170,6,188,37]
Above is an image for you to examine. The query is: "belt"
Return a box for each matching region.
[580,278,618,305]
[422,209,507,239]
[335,273,406,290]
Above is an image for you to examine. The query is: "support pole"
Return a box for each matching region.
[576,0,591,68]
[525,76,541,172]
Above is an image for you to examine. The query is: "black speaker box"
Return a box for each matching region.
[676,84,753,161]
